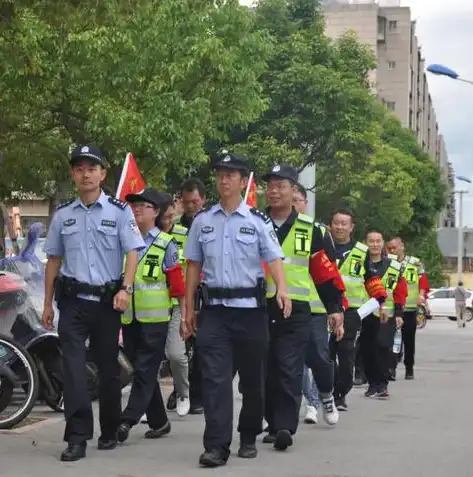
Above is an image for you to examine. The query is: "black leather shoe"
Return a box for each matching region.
[238,443,257,458]
[405,368,414,380]
[60,443,86,462]
[199,449,227,467]
[274,429,293,451]
[189,405,204,415]
[144,420,171,439]
[262,433,276,444]
[98,439,117,450]
[117,423,131,443]
[167,390,177,411]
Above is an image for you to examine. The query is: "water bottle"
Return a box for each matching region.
[392,329,402,354]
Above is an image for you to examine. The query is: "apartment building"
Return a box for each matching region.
[322,0,453,228]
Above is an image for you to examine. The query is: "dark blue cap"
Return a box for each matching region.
[125,187,163,208]
[70,144,106,166]
[212,152,250,173]
[262,164,299,183]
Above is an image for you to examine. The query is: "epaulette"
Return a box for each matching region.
[194,205,212,218]
[56,199,74,210]
[355,242,368,252]
[297,213,314,224]
[389,260,401,271]
[108,197,127,210]
[153,232,174,250]
[250,207,271,224]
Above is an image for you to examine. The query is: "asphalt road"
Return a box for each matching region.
[0,317,470,477]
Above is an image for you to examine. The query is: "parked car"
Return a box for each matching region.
[427,287,473,321]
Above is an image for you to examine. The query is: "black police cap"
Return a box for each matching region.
[125,187,163,208]
[70,145,106,167]
[212,152,250,173]
[262,164,299,183]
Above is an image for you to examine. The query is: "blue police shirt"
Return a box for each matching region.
[140,227,179,271]
[184,201,284,308]
[44,192,145,285]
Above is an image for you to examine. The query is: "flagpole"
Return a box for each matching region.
[244,171,254,203]
[115,153,130,199]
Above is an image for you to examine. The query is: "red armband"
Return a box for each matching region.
[365,276,388,300]
[419,273,430,294]
[393,276,408,306]
[309,250,340,285]
[166,264,185,298]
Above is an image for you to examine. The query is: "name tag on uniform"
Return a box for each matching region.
[201,226,214,234]
[239,226,255,235]
[63,219,76,227]
[101,219,117,228]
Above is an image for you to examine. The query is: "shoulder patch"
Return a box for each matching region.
[56,199,74,210]
[297,213,314,224]
[250,207,271,224]
[108,197,127,210]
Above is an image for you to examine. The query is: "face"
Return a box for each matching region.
[386,238,403,256]
[215,168,247,199]
[330,213,354,243]
[366,232,384,257]
[71,161,106,192]
[160,205,175,233]
[181,189,205,217]
[129,201,158,229]
[266,178,294,208]
[293,190,307,213]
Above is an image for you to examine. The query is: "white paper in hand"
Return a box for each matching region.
[357,298,380,320]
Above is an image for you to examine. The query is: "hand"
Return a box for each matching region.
[417,294,426,306]
[113,290,130,312]
[41,304,55,330]
[395,316,404,328]
[276,289,292,318]
[181,310,197,339]
[334,323,344,341]
[328,312,344,332]
[379,307,389,324]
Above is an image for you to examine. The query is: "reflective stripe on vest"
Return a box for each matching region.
[266,213,314,302]
[373,259,401,318]
[170,224,188,307]
[402,256,420,310]
[338,242,368,309]
[122,232,172,325]
[309,223,327,313]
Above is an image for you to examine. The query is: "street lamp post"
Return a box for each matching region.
[455,175,472,282]
[426,64,473,86]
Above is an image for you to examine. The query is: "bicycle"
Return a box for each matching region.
[0,333,39,429]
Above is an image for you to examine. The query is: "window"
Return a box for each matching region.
[388,61,396,69]
[388,20,397,30]
[431,290,449,299]
[386,101,396,111]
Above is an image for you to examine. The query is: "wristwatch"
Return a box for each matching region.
[120,285,133,295]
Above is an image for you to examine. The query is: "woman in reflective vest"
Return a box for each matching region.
[117,188,185,443]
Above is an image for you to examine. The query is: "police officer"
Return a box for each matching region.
[183,152,290,468]
[117,188,185,441]
[42,145,145,462]
[262,164,344,451]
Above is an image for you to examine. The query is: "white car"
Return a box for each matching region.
[427,287,473,321]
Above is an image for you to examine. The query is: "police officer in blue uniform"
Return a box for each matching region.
[42,145,145,462]
[183,152,291,468]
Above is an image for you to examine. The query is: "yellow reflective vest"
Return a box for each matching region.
[266,213,314,302]
[122,232,173,325]
[337,242,369,310]
[309,223,327,314]
[400,255,421,311]
[170,224,188,307]
[372,258,402,318]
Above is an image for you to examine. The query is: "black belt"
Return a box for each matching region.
[206,287,258,299]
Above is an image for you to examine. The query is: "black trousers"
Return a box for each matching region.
[359,315,395,386]
[401,310,417,369]
[57,297,121,444]
[121,320,169,430]
[196,306,268,455]
[329,308,361,399]
[187,336,203,408]
[265,301,311,435]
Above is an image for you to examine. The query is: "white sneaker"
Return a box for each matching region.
[321,396,339,425]
[304,405,318,424]
[176,396,190,417]
[140,414,148,424]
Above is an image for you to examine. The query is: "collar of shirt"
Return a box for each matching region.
[266,207,297,244]
[212,200,250,217]
[71,190,108,210]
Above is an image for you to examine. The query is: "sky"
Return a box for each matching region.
[240,0,473,225]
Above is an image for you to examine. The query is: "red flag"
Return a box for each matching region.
[244,171,257,207]
[115,153,146,201]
